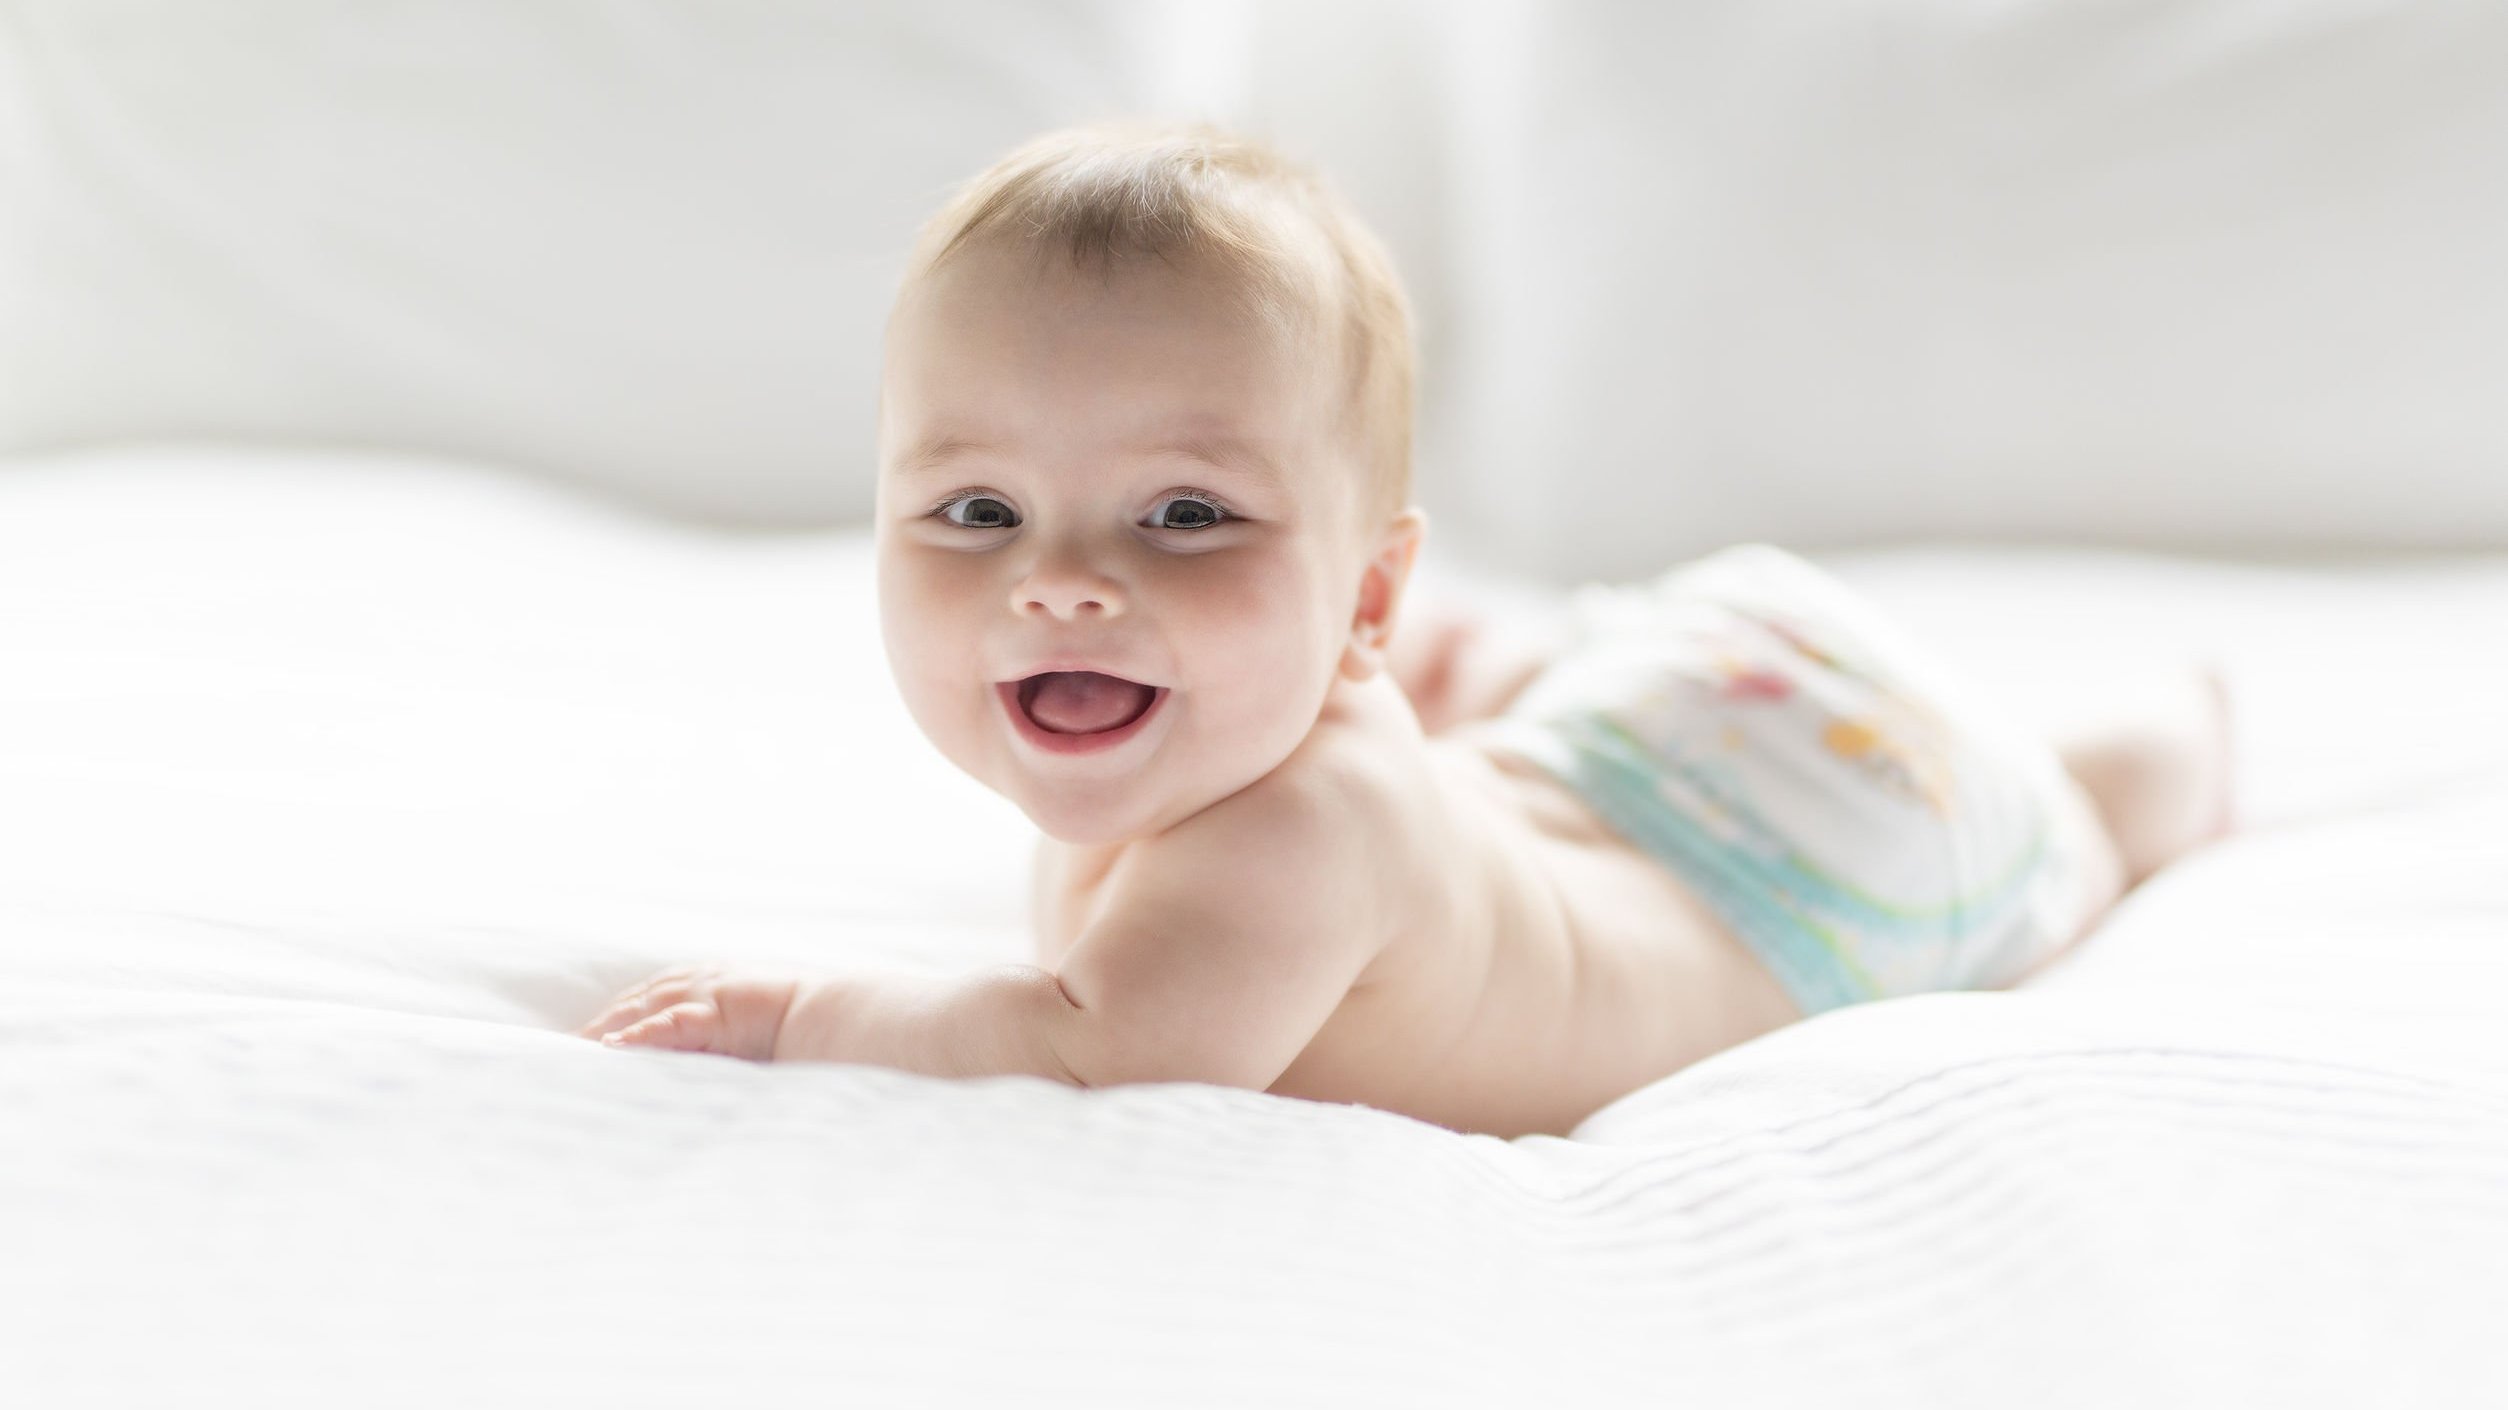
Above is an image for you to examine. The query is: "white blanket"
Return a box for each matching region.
[5,446,2505,1408]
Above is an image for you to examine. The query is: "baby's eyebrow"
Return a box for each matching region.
[890,434,992,477]
[1154,433,1285,489]
[889,431,1286,489]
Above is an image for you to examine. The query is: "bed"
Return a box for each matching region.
[5,444,2504,1407]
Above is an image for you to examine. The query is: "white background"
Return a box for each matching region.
[6,0,2504,577]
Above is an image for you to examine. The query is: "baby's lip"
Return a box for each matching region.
[988,657,1163,702]
[996,659,1160,689]
[994,669,1170,756]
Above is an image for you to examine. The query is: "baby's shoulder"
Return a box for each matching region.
[1130,682,1432,904]
[1176,708,1412,856]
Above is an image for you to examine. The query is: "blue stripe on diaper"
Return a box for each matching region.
[1545,724,1879,1012]
[1585,719,1944,930]
[1511,714,2059,1015]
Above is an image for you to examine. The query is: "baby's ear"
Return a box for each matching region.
[1339,508,1429,682]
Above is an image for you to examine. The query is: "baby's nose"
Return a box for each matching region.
[1012,562,1127,621]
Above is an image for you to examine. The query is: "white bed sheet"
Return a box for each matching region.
[4,446,2506,1408]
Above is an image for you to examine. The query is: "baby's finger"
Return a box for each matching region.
[575,973,700,1038]
[576,991,666,1038]
[601,1001,720,1052]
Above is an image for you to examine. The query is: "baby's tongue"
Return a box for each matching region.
[1025,671,1153,735]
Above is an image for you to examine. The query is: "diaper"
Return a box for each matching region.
[1479,543,2112,1014]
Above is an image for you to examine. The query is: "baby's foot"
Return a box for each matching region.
[2199,663,2238,844]
[1387,601,1477,734]
[1390,596,1569,736]
[2056,664,2238,887]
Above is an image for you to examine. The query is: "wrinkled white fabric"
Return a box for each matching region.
[5,447,2507,1407]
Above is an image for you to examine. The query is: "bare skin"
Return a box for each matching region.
[578,244,2234,1138]
[1023,668,1806,1137]
[2046,667,2237,889]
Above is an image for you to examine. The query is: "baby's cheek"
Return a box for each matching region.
[1186,576,1341,743]
[877,640,984,775]
[880,556,987,674]
[1166,548,1320,632]
[885,555,981,632]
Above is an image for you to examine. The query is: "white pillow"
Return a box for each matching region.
[9,2,2502,574]
[0,1,1231,525]
[1420,0,2508,579]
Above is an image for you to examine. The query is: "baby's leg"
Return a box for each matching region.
[2053,667,2236,891]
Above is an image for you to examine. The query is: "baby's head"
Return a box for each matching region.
[875,124,1424,846]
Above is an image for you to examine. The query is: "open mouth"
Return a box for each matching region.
[998,671,1168,755]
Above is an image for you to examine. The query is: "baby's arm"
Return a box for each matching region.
[799,767,1382,1087]
[594,763,1387,1090]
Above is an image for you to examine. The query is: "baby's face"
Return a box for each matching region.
[877,243,1391,845]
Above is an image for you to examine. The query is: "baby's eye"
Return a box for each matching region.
[938,495,1019,530]
[1146,494,1230,531]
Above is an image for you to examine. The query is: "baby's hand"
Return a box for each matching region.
[576,966,800,1061]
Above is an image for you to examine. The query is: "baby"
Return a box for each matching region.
[579,125,2232,1137]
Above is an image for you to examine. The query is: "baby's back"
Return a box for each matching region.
[1033,547,2118,1135]
[1283,720,1798,1137]
[1344,542,2132,1136]
[1034,671,1797,1138]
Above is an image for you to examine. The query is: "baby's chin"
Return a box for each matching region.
[1011,779,1201,849]
[1005,755,1281,848]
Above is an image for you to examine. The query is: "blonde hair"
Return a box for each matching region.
[905,124,1414,521]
